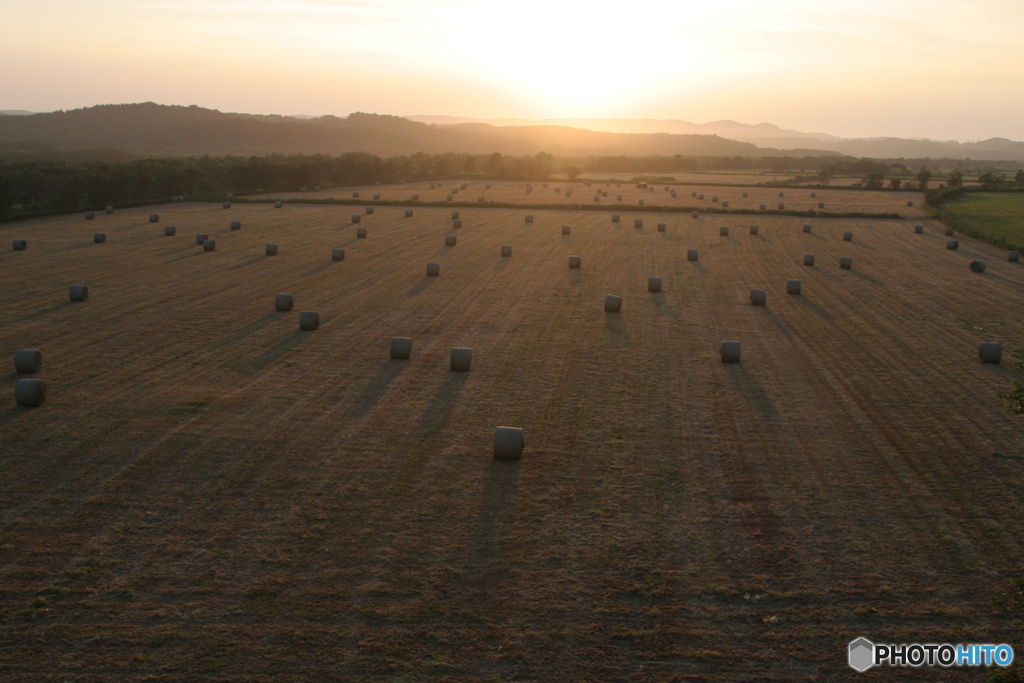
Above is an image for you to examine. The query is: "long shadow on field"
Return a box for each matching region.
[227,254,273,271]
[464,458,522,584]
[0,405,30,428]
[807,265,840,281]
[723,363,780,422]
[755,307,798,342]
[566,270,581,286]
[978,271,1024,287]
[246,330,311,372]
[431,245,454,258]
[650,292,673,317]
[493,258,510,272]
[688,261,709,275]
[307,259,344,277]
[849,269,882,286]
[339,360,408,424]
[405,276,436,298]
[213,313,282,349]
[791,295,834,320]
[4,301,75,326]
[605,312,629,348]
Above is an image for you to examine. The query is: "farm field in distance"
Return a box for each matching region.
[1,191,1023,680]
[939,191,1024,250]
[258,179,927,217]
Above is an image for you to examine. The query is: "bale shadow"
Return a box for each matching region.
[493,258,510,272]
[307,260,342,276]
[6,301,75,325]
[0,406,30,428]
[978,271,1024,287]
[340,360,408,423]
[464,458,522,583]
[689,261,709,275]
[723,363,781,422]
[213,313,281,349]
[432,246,454,258]
[755,307,798,341]
[792,295,834,320]
[809,265,840,281]
[605,312,629,348]
[849,269,882,286]
[246,330,310,371]
[650,292,673,317]
[566,270,581,286]
[405,276,436,298]
[227,255,271,271]
[560,235,571,244]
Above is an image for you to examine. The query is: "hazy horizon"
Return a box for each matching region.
[4,0,1024,143]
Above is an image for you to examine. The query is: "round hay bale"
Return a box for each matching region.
[611,214,620,223]
[803,254,815,266]
[501,245,512,257]
[719,226,729,236]
[84,211,95,220]
[493,426,524,460]
[945,227,954,236]
[698,194,704,200]
[223,202,231,209]
[203,239,216,251]
[450,347,472,371]
[843,231,853,241]
[691,211,699,218]
[810,192,817,198]
[266,243,278,256]
[657,223,666,232]
[760,203,767,210]
[15,378,46,407]
[750,289,766,306]
[818,202,825,209]
[648,277,662,292]
[691,192,697,198]
[914,225,924,233]
[69,284,89,301]
[720,340,741,363]
[373,193,380,200]
[93,232,106,243]
[979,342,1002,364]
[275,293,293,311]
[446,194,453,201]
[638,199,645,206]
[525,215,534,223]
[970,260,986,273]
[742,192,748,198]
[105,206,114,214]
[778,191,785,198]
[451,211,460,220]
[722,200,729,208]
[405,209,414,217]
[787,279,802,295]
[351,214,361,224]
[164,225,176,236]
[711,196,718,203]
[356,228,367,238]
[391,336,412,360]
[1008,250,1020,262]
[299,310,319,331]
[332,248,345,261]
[477,196,485,202]
[617,195,623,201]
[749,225,759,235]
[411,194,419,200]
[839,256,853,270]
[635,219,643,228]
[149,214,159,223]
[604,294,622,312]
[802,224,812,233]
[275,201,283,208]
[365,207,374,215]
[427,262,440,276]
[13,239,27,251]
[568,255,581,269]
[687,249,699,262]
[593,195,600,202]
[485,184,491,190]
[230,221,241,230]
[778,203,785,210]
[14,349,42,374]
[352,192,360,198]
[445,235,457,247]
[453,219,463,228]
[907,200,914,207]
[946,240,959,250]
[195,233,208,245]
[461,183,468,190]
[562,225,571,235]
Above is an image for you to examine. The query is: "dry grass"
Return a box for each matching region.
[0,201,1022,680]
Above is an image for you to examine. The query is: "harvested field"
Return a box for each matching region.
[1,201,1023,680]
[258,180,927,216]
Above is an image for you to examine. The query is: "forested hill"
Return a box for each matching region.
[0,103,765,159]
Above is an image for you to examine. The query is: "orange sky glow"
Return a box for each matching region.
[3,0,1024,141]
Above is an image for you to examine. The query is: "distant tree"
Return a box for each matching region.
[916,166,932,190]
[948,170,963,187]
[889,178,903,189]
[1015,169,1024,185]
[864,173,885,190]
[533,151,554,177]
[565,165,582,180]
[977,172,1005,189]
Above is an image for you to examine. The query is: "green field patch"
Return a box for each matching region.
[939,192,1024,250]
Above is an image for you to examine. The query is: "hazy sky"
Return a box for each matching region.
[4,0,1024,141]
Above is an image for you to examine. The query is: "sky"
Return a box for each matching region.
[3,0,1024,141]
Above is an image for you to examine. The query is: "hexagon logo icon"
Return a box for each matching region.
[849,637,875,672]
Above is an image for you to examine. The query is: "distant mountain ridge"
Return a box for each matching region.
[2,103,1024,161]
